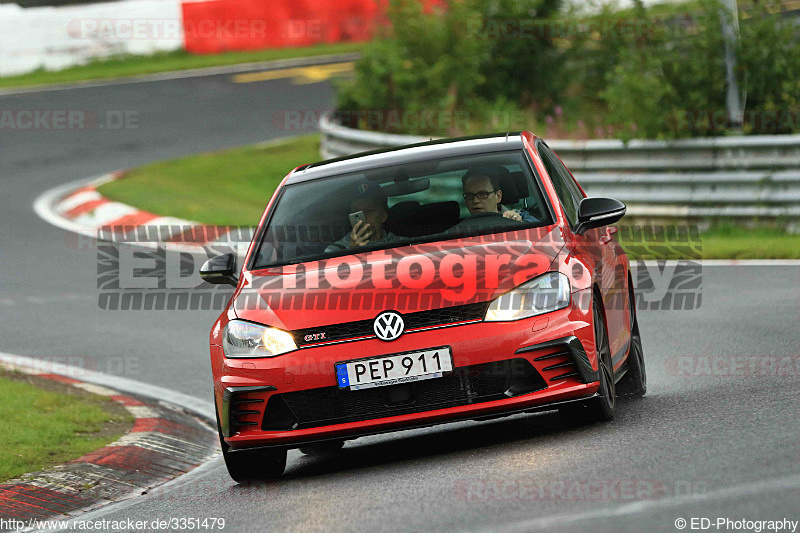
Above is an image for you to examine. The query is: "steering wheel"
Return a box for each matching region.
[448,211,522,235]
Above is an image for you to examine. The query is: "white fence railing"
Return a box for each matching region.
[319,113,800,219]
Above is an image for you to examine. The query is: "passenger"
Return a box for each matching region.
[325,183,398,252]
[462,166,536,222]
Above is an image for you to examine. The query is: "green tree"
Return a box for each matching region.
[737,1,800,134]
[601,0,799,138]
[601,0,728,139]
[336,0,489,135]
[472,0,565,110]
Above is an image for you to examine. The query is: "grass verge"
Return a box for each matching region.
[98,135,321,227]
[0,370,133,483]
[0,42,364,89]
[673,226,800,260]
[619,226,800,260]
[97,135,800,258]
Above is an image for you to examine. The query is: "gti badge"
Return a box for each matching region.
[373,311,404,341]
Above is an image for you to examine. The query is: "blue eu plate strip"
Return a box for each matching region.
[336,364,350,388]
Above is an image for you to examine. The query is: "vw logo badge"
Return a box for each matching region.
[373,311,404,341]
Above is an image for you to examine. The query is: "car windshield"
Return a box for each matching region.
[251,150,553,269]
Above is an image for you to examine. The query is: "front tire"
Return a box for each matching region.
[559,293,616,426]
[217,411,286,482]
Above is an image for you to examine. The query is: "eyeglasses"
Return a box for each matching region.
[463,190,496,201]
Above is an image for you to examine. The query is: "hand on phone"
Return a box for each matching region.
[349,219,373,247]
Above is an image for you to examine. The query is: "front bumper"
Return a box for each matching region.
[228,390,600,453]
[213,295,599,450]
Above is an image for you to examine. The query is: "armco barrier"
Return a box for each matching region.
[319,113,800,221]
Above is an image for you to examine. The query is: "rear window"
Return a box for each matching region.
[252,150,553,269]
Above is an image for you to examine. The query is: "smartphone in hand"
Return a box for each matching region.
[348,211,367,229]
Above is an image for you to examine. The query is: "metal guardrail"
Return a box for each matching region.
[319,113,800,219]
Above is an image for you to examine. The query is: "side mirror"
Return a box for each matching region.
[200,253,238,286]
[574,197,626,235]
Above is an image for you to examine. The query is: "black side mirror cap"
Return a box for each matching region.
[574,197,627,235]
[200,253,238,286]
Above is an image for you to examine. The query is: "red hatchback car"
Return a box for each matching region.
[202,132,646,482]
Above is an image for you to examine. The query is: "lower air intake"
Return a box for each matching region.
[262,358,546,430]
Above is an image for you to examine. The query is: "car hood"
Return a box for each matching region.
[233,226,565,331]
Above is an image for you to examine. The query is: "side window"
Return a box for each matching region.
[539,144,579,227]
[550,147,585,210]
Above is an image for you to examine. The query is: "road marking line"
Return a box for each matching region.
[72,383,118,397]
[0,53,361,96]
[232,61,354,84]
[633,260,800,267]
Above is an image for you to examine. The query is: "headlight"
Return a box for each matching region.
[223,320,297,358]
[484,272,571,322]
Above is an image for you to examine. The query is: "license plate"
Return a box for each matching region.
[336,347,453,390]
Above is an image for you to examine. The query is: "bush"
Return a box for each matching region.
[472,0,565,110]
[336,0,489,135]
[737,2,800,134]
[601,0,800,139]
[337,0,800,138]
[336,0,567,135]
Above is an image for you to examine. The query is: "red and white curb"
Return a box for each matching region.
[33,172,251,255]
[0,354,218,527]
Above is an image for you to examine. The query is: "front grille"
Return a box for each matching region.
[293,301,491,346]
[262,358,546,430]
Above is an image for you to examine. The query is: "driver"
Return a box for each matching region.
[462,166,535,222]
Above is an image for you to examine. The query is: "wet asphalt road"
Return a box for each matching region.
[1,70,798,532]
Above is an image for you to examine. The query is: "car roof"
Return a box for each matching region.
[286,132,527,185]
